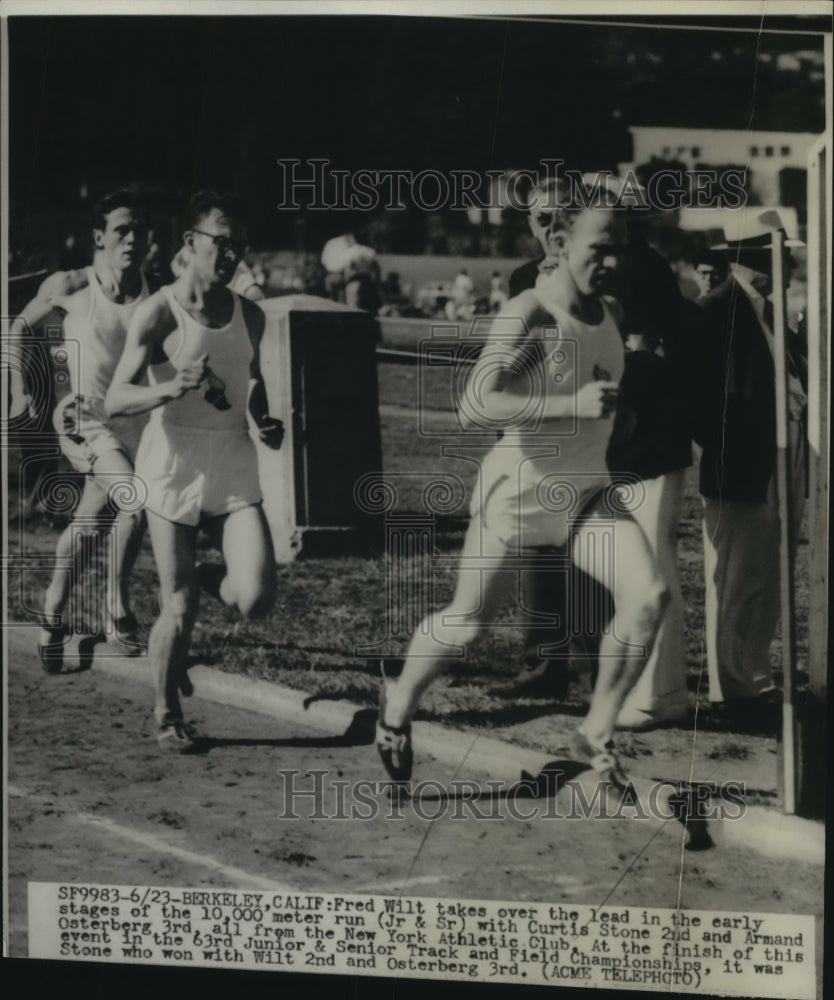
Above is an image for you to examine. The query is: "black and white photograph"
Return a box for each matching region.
[2,2,831,997]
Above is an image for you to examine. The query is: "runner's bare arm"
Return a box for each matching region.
[458,291,615,428]
[242,297,284,450]
[8,269,89,411]
[104,292,206,417]
[457,292,542,429]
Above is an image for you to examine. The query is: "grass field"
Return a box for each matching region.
[6,356,811,757]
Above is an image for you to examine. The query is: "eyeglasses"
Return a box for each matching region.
[192,228,248,257]
[532,212,560,229]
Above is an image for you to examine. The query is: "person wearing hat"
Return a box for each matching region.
[695,210,807,718]
[691,249,730,302]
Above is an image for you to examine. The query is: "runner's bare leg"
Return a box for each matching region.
[573,503,669,747]
[145,510,199,722]
[382,515,515,728]
[218,503,276,618]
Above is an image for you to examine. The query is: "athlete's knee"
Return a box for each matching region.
[101,468,142,511]
[114,507,144,537]
[233,572,275,620]
[159,586,199,634]
[632,580,670,633]
[236,586,274,620]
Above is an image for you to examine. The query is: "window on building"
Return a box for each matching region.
[765,146,774,157]
[692,146,701,158]
[781,145,791,156]
[750,146,760,157]
[662,146,671,157]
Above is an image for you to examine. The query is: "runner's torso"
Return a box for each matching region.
[148,285,253,431]
[62,266,149,400]
[497,290,624,479]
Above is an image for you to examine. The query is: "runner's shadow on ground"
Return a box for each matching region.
[56,635,124,674]
[410,760,713,852]
[186,708,378,755]
[301,692,586,727]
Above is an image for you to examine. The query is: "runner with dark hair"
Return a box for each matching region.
[106,190,284,751]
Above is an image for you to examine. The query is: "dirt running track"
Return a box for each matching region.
[5,626,823,994]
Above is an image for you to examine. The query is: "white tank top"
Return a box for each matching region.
[63,266,149,400]
[500,292,625,479]
[148,285,252,431]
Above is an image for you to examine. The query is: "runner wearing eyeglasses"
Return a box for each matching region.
[106,190,284,751]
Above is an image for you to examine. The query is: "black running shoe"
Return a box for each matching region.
[568,730,629,789]
[376,683,413,782]
[38,624,69,674]
[156,716,198,754]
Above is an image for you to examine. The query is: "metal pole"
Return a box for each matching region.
[771,228,797,816]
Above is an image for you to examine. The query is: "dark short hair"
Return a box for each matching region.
[693,249,729,278]
[187,189,245,229]
[92,190,145,231]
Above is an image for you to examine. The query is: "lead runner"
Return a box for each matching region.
[106,190,284,751]
[376,176,670,787]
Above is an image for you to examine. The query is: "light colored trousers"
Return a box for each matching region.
[618,469,688,716]
[702,426,805,703]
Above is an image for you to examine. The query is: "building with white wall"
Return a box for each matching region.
[622,126,819,206]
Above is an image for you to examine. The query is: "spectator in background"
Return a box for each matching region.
[607,240,703,729]
[447,268,476,321]
[696,212,807,722]
[489,271,508,313]
[452,268,475,303]
[321,233,357,302]
[343,244,381,316]
[300,252,327,297]
[692,249,729,301]
[381,271,403,300]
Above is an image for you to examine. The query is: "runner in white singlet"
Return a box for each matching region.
[376,182,670,790]
[135,284,262,525]
[56,263,149,468]
[106,190,284,752]
[9,191,150,668]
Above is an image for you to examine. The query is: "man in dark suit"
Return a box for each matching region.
[696,212,806,715]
